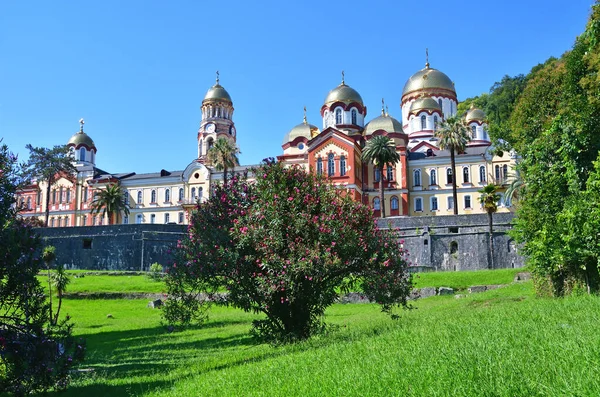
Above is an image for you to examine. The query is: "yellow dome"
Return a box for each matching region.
[67,131,95,148]
[324,83,363,106]
[364,114,403,136]
[408,97,442,116]
[283,122,320,144]
[402,66,455,99]
[203,83,232,103]
[465,105,486,123]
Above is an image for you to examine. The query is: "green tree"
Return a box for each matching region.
[361,136,400,218]
[21,144,76,227]
[164,160,412,342]
[206,138,240,187]
[478,184,501,269]
[435,116,471,215]
[90,183,130,225]
[0,142,84,395]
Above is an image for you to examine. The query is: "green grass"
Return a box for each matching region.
[413,268,523,290]
[21,269,600,397]
[38,273,167,294]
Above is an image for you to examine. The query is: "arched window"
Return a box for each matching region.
[374,167,381,182]
[179,188,184,201]
[391,196,399,210]
[123,191,129,205]
[26,197,31,210]
[137,191,143,204]
[447,168,453,184]
[340,156,346,176]
[198,140,203,156]
[83,188,88,202]
[463,167,470,183]
[415,197,423,212]
[165,189,170,202]
[495,165,501,182]
[327,153,335,177]
[317,158,323,175]
[450,241,458,254]
[414,169,421,186]
[421,115,426,130]
[434,115,438,129]
[387,165,393,181]
[151,190,157,203]
[52,189,56,204]
[66,189,71,203]
[503,165,508,183]
[438,98,443,111]
[430,169,437,185]
[479,165,486,183]
[431,196,438,211]
[65,217,69,227]
[198,187,203,199]
[471,125,477,138]
[59,187,63,203]
[373,197,380,210]
[50,218,55,227]
[208,138,214,150]
[79,147,86,161]
[191,187,196,199]
[36,190,41,205]
[335,108,343,124]
[351,109,357,125]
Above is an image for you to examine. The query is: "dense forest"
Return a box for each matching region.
[461,1,600,295]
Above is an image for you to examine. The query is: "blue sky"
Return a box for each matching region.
[0,0,593,174]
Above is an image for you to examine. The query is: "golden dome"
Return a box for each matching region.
[283,121,320,144]
[203,83,232,103]
[465,105,486,123]
[408,97,442,115]
[324,83,364,106]
[67,131,95,148]
[402,66,455,98]
[364,114,403,136]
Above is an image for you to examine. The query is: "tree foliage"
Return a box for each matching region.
[478,184,501,269]
[206,138,240,187]
[0,142,84,395]
[90,183,130,225]
[164,160,412,342]
[361,136,400,218]
[21,144,76,227]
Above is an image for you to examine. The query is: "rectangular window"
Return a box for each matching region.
[83,238,92,249]
[52,189,56,204]
[123,215,129,224]
[150,214,156,224]
[447,197,454,210]
[374,168,381,183]
[415,198,423,212]
[83,188,88,202]
[178,212,184,224]
[465,195,472,209]
[449,227,459,233]
[165,213,170,224]
[136,214,143,224]
[431,197,438,211]
[82,215,87,226]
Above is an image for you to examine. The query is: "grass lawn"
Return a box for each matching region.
[18,270,600,397]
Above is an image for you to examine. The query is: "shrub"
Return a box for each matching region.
[148,262,164,281]
[164,159,412,342]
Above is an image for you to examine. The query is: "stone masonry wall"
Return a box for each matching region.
[378,213,524,271]
[36,224,186,271]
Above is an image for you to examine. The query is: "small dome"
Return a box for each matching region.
[203,83,232,103]
[324,83,363,106]
[465,105,486,123]
[402,66,456,98]
[364,114,403,136]
[408,97,442,116]
[283,121,320,145]
[68,131,95,148]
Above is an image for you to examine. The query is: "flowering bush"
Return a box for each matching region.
[0,142,85,395]
[164,159,412,342]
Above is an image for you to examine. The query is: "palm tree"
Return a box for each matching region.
[504,171,524,207]
[361,135,400,218]
[435,116,471,215]
[90,183,130,225]
[207,138,240,187]
[479,184,501,269]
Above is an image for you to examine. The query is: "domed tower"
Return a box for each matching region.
[364,105,404,138]
[406,96,443,141]
[321,72,366,135]
[401,53,457,132]
[282,107,320,156]
[67,119,96,166]
[465,104,491,147]
[198,72,236,162]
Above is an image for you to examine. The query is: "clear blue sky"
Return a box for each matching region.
[0,0,593,174]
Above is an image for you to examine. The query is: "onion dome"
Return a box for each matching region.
[408,96,442,116]
[67,119,96,149]
[364,105,403,136]
[324,72,363,106]
[402,64,456,100]
[203,72,232,103]
[283,110,320,144]
[465,104,486,123]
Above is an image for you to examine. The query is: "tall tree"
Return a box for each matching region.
[361,135,400,218]
[207,138,240,187]
[22,145,76,227]
[478,184,501,269]
[435,116,471,215]
[90,183,130,225]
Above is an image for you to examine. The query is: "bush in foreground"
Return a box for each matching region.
[164,159,412,342]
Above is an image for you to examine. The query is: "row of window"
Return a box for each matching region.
[333,108,359,125]
[135,187,203,205]
[372,196,400,211]
[412,165,509,187]
[316,154,348,177]
[129,212,185,224]
[412,194,506,212]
